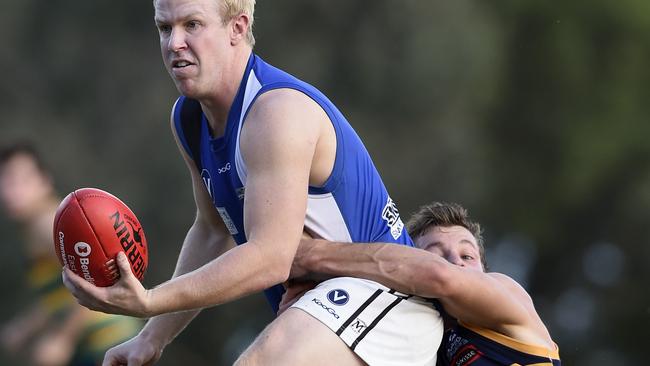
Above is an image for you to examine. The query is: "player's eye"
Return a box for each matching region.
[157,24,171,34]
[461,254,474,261]
[186,20,200,30]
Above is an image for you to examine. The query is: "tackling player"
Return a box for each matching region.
[62,0,442,365]
[289,202,561,365]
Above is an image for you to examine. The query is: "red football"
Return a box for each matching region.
[53,188,148,287]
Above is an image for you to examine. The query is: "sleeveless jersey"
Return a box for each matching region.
[173,53,413,313]
[438,321,561,366]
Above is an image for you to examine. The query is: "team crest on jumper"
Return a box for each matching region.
[382,197,404,240]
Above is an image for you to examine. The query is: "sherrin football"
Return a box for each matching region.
[53,188,148,287]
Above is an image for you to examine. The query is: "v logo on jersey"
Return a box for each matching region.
[327,289,349,306]
[201,169,213,199]
[332,292,347,302]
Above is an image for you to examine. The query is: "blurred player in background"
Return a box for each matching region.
[289,202,561,365]
[0,143,142,366]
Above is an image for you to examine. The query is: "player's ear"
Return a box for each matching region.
[230,13,250,45]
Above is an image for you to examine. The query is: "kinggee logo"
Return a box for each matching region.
[312,298,340,319]
[218,162,231,174]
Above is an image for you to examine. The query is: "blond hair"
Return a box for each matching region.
[219,0,256,46]
[153,0,256,46]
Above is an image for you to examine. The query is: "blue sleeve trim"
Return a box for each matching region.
[172,96,193,158]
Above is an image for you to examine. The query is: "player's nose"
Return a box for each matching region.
[167,29,187,52]
[446,253,465,267]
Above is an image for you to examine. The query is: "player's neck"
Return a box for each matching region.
[201,48,252,138]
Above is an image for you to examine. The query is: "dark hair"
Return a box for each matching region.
[0,142,50,175]
[407,202,487,270]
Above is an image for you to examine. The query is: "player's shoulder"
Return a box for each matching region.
[487,272,534,304]
[241,89,324,160]
[253,88,317,114]
[247,88,324,132]
[487,272,524,289]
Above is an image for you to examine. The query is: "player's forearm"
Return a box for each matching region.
[300,239,452,297]
[148,239,288,315]
[171,218,231,277]
[139,310,201,349]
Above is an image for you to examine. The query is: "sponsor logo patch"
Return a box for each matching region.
[381,197,405,240]
[74,242,91,257]
[72,242,94,283]
[451,345,483,366]
[216,207,239,235]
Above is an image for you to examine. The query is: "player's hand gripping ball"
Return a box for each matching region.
[53,188,148,287]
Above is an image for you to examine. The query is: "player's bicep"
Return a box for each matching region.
[441,271,531,329]
[239,91,320,261]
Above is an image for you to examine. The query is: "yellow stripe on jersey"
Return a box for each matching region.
[460,321,560,360]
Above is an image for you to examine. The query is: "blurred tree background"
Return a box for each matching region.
[1,0,648,365]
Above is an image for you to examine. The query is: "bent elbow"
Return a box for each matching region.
[248,239,294,287]
[269,266,291,285]
[263,258,292,286]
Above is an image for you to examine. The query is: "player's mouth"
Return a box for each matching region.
[171,59,197,76]
[172,59,194,68]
